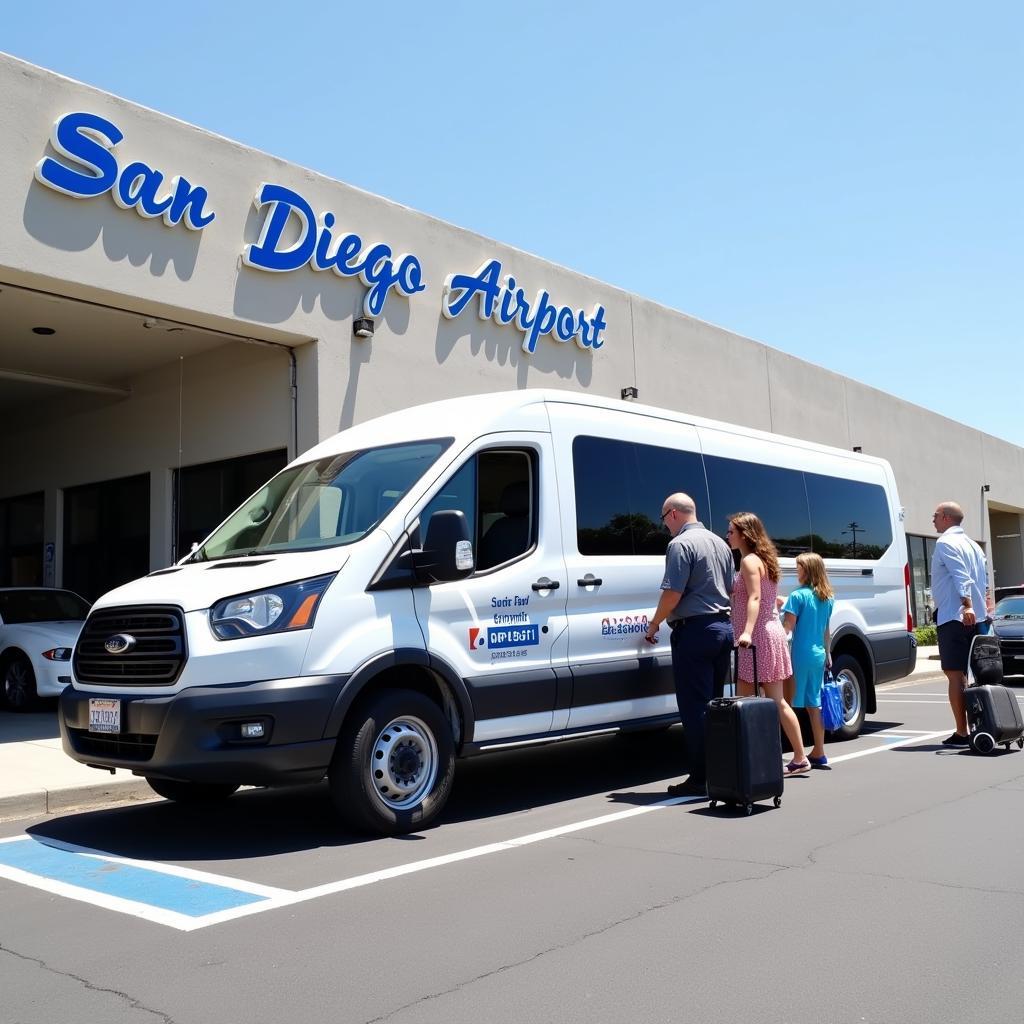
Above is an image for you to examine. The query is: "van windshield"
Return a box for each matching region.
[189,439,451,562]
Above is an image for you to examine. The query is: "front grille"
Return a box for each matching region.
[68,729,157,761]
[999,637,1024,656]
[73,605,187,686]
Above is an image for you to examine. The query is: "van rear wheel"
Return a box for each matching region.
[330,688,455,836]
[830,654,866,740]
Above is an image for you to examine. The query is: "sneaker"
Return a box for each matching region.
[942,733,970,747]
[667,778,708,798]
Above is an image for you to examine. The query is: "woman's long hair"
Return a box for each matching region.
[728,512,781,583]
[796,551,834,601]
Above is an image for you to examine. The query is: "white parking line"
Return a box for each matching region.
[0,728,952,931]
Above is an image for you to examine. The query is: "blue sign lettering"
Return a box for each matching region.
[486,624,540,649]
[243,183,427,316]
[34,112,215,230]
[442,259,607,355]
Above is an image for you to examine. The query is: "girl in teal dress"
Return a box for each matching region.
[781,552,835,767]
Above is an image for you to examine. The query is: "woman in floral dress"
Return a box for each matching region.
[726,512,810,775]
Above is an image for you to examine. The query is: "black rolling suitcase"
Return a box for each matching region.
[705,646,784,814]
[966,633,1024,754]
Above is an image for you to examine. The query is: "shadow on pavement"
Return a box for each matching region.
[26,729,693,859]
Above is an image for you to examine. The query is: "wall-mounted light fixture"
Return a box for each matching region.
[620,386,638,401]
[353,317,374,338]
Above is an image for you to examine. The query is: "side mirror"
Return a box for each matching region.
[417,510,474,583]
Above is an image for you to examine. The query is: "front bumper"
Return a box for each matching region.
[60,675,349,786]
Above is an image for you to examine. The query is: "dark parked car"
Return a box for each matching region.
[992,596,1024,679]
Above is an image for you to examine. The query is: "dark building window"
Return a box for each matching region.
[64,474,150,602]
[0,492,44,586]
[173,449,288,561]
[573,436,708,556]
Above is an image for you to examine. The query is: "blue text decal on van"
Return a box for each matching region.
[487,625,540,649]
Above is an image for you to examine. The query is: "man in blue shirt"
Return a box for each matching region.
[645,492,735,796]
[931,501,990,746]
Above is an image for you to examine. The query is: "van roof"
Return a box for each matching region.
[294,389,891,472]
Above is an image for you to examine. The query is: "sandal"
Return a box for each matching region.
[785,760,811,775]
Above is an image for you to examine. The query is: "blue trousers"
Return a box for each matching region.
[670,617,735,782]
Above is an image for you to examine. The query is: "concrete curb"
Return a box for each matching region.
[0,778,157,823]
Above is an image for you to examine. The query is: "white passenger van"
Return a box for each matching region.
[60,390,915,833]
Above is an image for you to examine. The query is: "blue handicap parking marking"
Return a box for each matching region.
[0,837,268,917]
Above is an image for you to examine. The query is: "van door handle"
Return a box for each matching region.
[577,575,603,587]
[532,577,560,591]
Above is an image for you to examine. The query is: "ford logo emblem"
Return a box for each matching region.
[104,633,136,655]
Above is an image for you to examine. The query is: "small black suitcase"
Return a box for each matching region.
[705,646,784,814]
[965,684,1024,755]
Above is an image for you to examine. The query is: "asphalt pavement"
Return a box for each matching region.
[6,650,1024,1023]
[0,647,945,822]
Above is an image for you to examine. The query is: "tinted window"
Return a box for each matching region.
[421,450,535,572]
[573,436,708,556]
[0,589,90,623]
[704,456,811,556]
[805,474,892,559]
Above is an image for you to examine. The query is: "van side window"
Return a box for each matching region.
[421,449,535,572]
[805,473,892,559]
[704,455,811,556]
[573,436,708,556]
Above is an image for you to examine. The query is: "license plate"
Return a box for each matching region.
[88,698,121,734]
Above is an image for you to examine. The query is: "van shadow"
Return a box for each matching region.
[27,729,690,859]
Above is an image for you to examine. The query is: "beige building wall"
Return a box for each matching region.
[2,51,1023,581]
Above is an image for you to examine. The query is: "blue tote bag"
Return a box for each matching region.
[821,670,845,732]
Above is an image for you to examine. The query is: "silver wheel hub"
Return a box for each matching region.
[370,715,438,810]
[836,669,861,725]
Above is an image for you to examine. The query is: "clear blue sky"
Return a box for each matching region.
[5,2,1022,443]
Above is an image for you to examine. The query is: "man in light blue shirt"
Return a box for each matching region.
[931,501,990,746]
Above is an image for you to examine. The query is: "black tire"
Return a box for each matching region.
[1,652,39,712]
[329,688,455,835]
[829,653,867,740]
[147,778,240,803]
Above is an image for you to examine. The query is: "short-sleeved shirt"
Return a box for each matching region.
[931,525,988,626]
[781,585,834,659]
[661,521,735,622]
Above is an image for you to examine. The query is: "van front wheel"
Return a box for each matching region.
[330,689,455,835]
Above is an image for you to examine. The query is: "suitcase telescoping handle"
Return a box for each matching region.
[733,643,760,697]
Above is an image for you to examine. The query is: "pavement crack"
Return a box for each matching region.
[359,863,788,1024]
[0,943,176,1024]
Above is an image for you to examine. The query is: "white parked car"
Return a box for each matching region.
[0,588,90,710]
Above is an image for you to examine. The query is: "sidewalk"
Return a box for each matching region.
[0,646,946,823]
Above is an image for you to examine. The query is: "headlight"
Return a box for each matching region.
[42,647,73,661]
[209,574,335,640]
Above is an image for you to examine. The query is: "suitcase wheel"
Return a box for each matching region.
[1018,738,1024,750]
[709,800,717,809]
[773,796,782,808]
[744,803,754,816]
[970,731,996,755]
